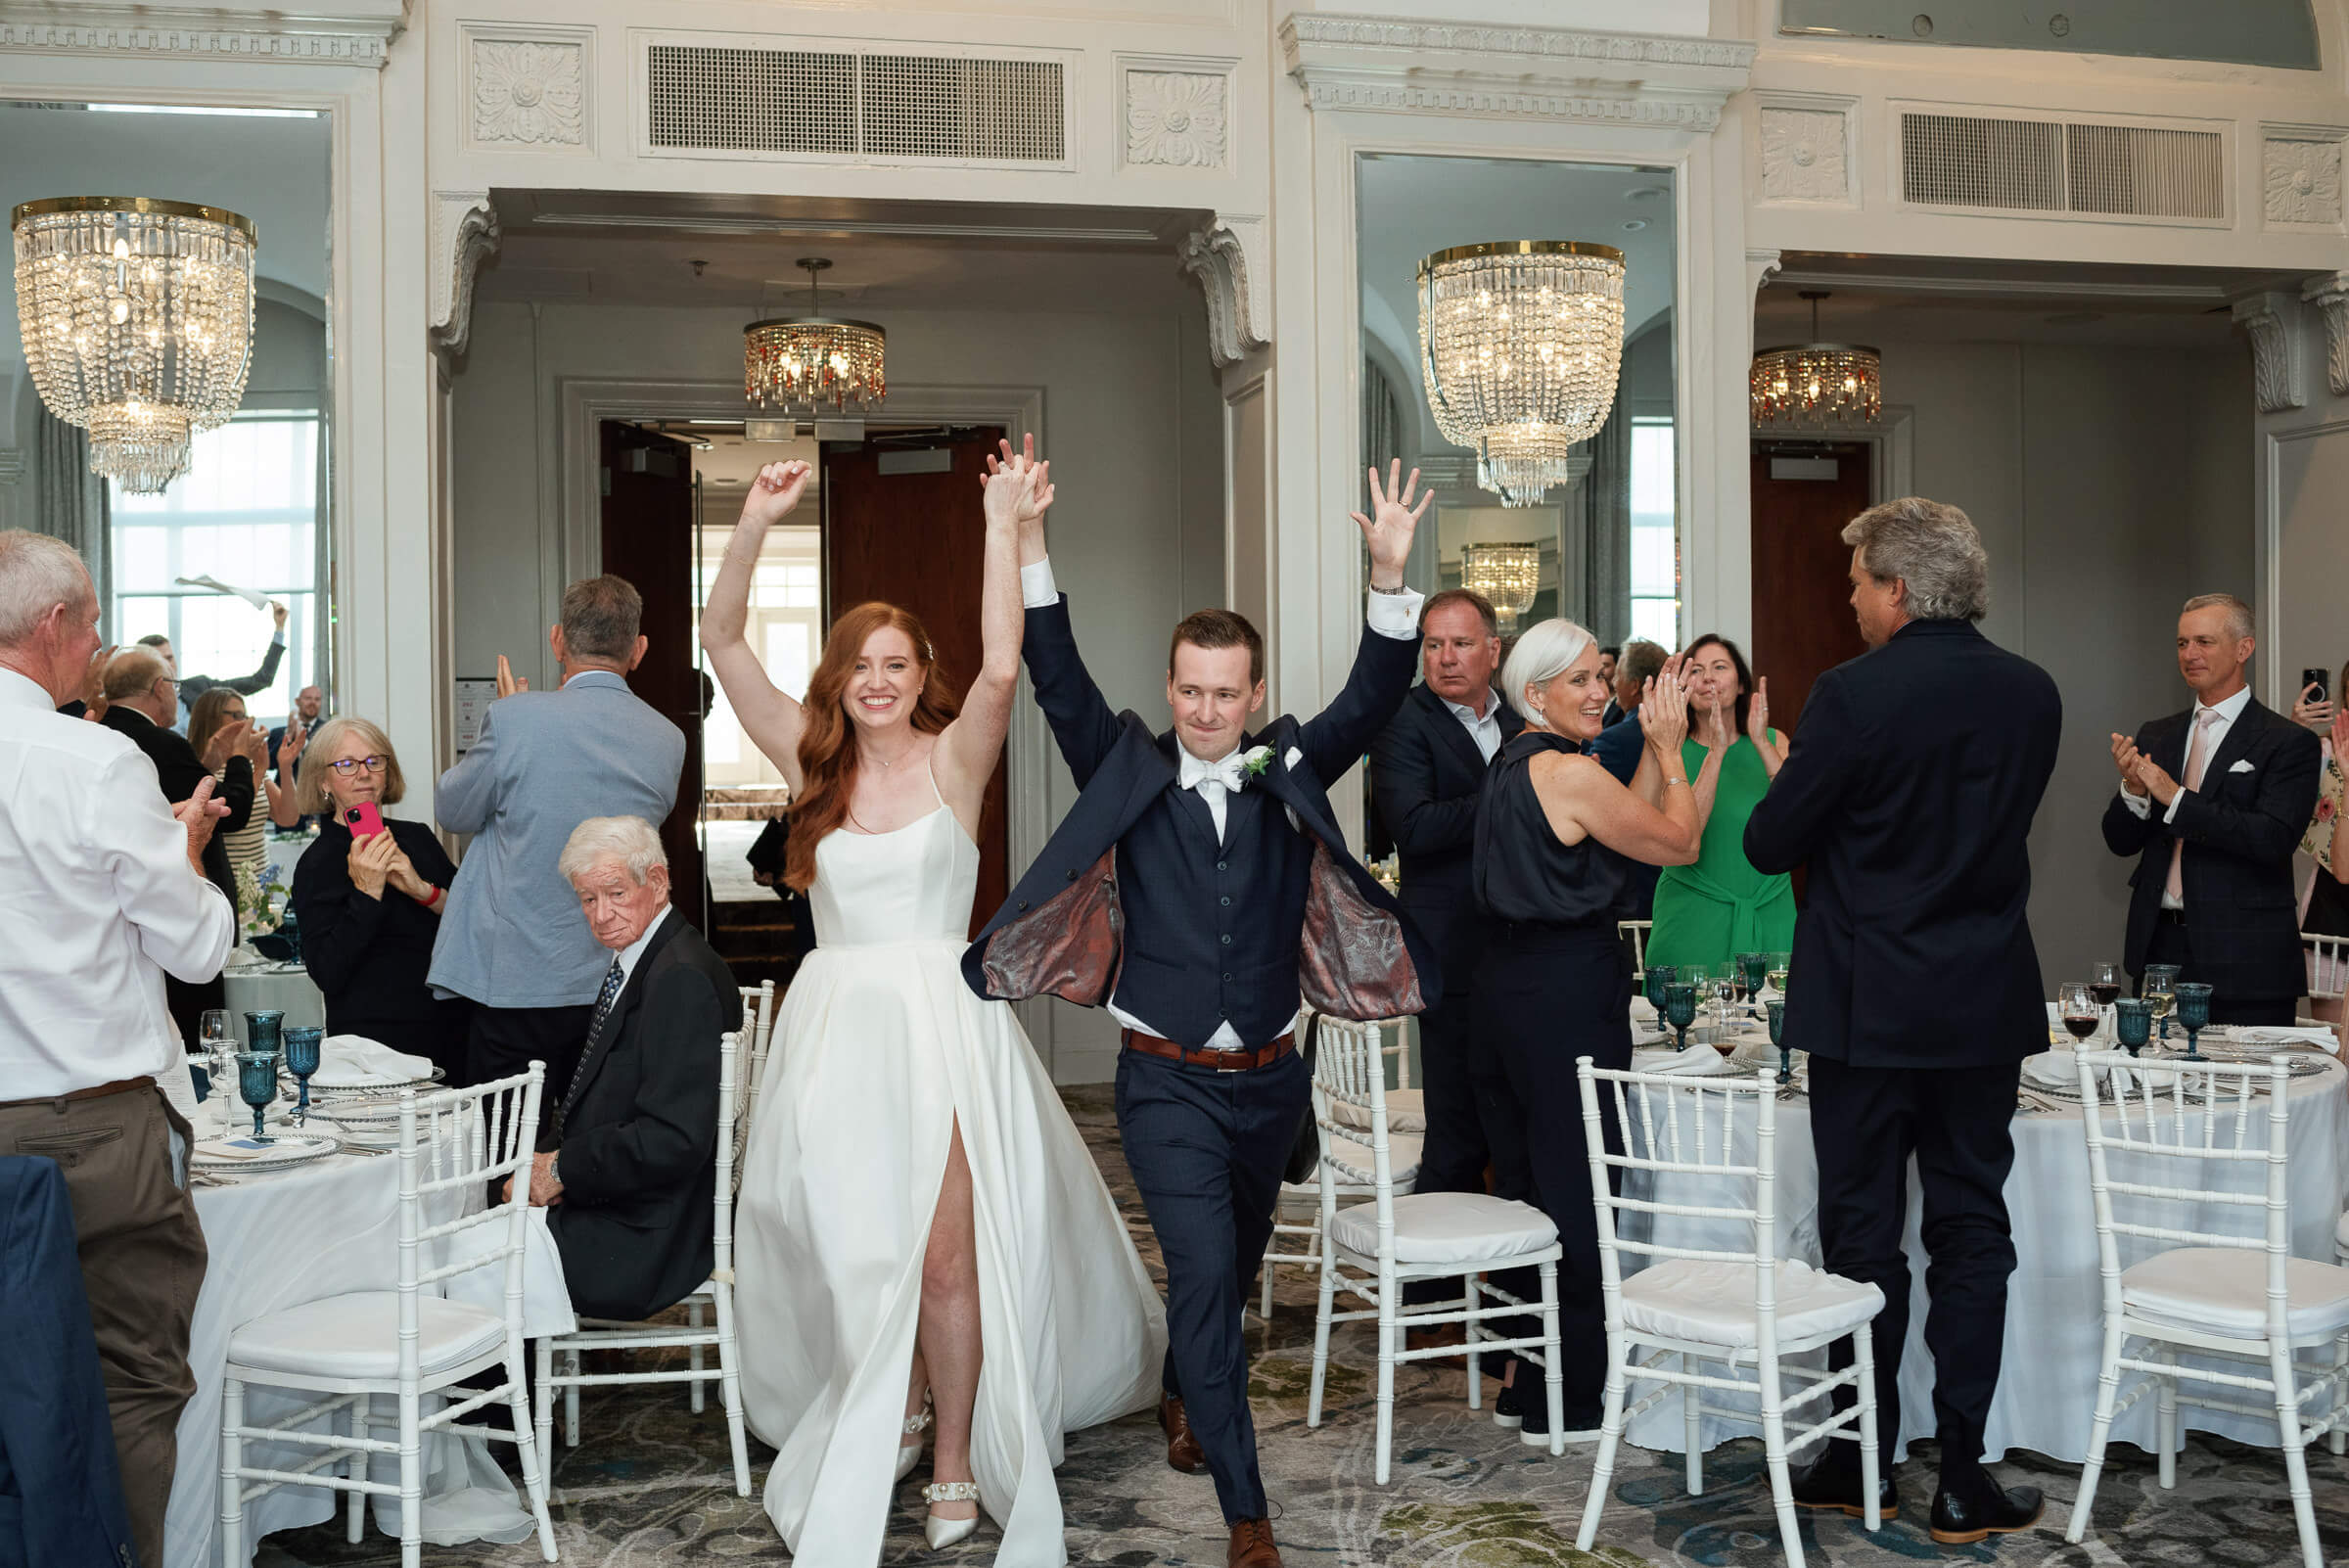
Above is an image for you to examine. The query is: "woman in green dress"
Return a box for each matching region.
[1643,633,1795,974]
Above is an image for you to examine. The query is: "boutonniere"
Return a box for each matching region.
[1239,744,1275,783]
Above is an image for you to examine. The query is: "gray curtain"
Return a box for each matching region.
[34,406,109,607]
[1578,387,1631,648]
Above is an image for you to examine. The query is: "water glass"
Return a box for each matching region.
[196,1008,233,1102]
[244,1009,286,1058]
[2113,997,2152,1058]
[236,1051,279,1142]
[1663,982,1699,1053]
[2174,982,2214,1061]
[283,1027,324,1129]
[1644,963,1678,1015]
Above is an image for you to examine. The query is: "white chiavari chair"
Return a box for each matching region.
[1620,920,1653,983]
[219,1066,559,1568]
[2065,1049,2349,1568]
[1306,1015,1564,1482]
[1575,1060,1885,1568]
[1257,1013,1422,1320]
[536,1032,752,1497]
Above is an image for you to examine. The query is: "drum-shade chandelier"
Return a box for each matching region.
[12,196,257,493]
[744,257,887,417]
[1750,290,1881,428]
[1417,240,1627,508]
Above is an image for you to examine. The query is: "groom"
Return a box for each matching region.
[964,449,1438,1568]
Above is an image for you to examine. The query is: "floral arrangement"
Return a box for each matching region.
[235,863,291,941]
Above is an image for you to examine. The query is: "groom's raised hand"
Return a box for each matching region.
[1349,459,1432,591]
[983,434,1054,565]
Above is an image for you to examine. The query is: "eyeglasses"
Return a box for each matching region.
[327,756,387,775]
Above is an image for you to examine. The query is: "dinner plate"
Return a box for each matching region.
[192,1131,342,1172]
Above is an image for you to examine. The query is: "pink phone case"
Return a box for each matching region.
[345,803,386,839]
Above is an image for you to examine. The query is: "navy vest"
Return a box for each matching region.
[1111,774,1313,1049]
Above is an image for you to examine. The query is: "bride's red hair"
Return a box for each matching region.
[784,601,961,892]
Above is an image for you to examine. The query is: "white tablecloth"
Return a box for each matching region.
[1617,1047,2349,1464]
[170,1101,556,1568]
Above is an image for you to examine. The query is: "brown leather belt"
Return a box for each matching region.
[0,1076,154,1112]
[1121,1029,1295,1073]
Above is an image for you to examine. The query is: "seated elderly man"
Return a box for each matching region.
[508,815,736,1321]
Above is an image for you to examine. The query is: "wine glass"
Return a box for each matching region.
[2089,962,2123,1043]
[283,1027,324,1130]
[1663,982,1698,1054]
[2113,997,2152,1059]
[1643,963,1678,1018]
[2058,983,2101,1048]
[1709,970,1739,1043]
[1738,952,1770,1008]
[1766,998,1794,1087]
[236,1051,279,1143]
[2174,982,2214,1061]
[1766,951,1791,997]
[197,1008,234,1103]
[2142,964,2180,1044]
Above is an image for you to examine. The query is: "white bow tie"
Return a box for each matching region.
[1178,750,1250,795]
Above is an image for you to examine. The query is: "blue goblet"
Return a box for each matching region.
[1738,952,1770,1008]
[2113,996,2152,1059]
[283,1027,324,1130]
[1767,998,1793,1085]
[1664,982,1699,1054]
[1644,963,1678,1015]
[2174,982,2213,1062]
[236,1051,279,1142]
[243,1009,285,1057]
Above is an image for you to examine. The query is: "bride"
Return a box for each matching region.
[711,444,1166,1563]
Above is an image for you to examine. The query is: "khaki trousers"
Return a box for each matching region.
[0,1084,207,1568]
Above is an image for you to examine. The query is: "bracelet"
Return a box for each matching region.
[420,885,444,910]
[1368,581,1410,596]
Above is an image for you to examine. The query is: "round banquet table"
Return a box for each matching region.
[219,959,326,1046]
[1614,1040,2349,1466]
[169,1099,545,1568]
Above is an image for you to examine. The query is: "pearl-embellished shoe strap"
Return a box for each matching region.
[923,1481,981,1503]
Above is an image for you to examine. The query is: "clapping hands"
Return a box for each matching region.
[1640,667,1693,754]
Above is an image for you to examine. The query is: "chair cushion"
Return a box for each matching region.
[1324,1130,1421,1190]
[1326,1191,1557,1267]
[1329,1089,1427,1134]
[2121,1248,2349,1342]
[1620,1258,1882,1351]
[227,1291,509,1379]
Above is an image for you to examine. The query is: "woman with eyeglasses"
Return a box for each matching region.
[287,716,467,1079]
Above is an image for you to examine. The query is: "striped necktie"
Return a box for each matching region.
[588,956,625,1042]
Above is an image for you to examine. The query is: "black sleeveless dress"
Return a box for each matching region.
[1469,729,1637,1426]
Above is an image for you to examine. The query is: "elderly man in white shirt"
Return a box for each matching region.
[0,530,235,1568]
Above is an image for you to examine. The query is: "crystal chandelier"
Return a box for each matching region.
[1418,241,1627,508]
[12,196,256,493]
[1751,290,1881,428]
[744,257,887,416]
[1460,541,1542,631]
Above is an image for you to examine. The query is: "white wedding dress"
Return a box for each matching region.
[735,772,1167,1565]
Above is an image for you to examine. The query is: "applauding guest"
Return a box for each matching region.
[1470,622,1710,1445]
[2302,696,2349,1020]
[290,718,467,1083]
[2102,595,2322,1027]
[1644,634,1793,975]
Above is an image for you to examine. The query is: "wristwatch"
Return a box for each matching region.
[548,1155,562,1189]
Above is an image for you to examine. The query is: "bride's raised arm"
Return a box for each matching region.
[701,459,816,794]
[935,445,1051,813]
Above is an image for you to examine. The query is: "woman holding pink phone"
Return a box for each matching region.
[287,716,468,1080]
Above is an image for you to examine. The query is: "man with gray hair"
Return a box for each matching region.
[1744,497,2061,1542]
[431,576,686,1093]
[2103,592,2319,1026]
[510,815,734,1323]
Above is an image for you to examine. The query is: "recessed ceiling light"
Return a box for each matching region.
[1621,219,1649,231]
[1624,186,1667,202]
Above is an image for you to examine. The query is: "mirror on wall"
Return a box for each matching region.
[1354,154,1679,655]
[1,99,334,724]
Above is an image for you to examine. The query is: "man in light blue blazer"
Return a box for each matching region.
[429,576,686,1091]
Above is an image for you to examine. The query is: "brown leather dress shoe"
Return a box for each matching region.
[1227,1517,1282,1568]
[1159,1393,1208,1474]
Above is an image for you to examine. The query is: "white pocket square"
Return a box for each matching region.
[1284,745,1305,770]
[2229,759,2256,774]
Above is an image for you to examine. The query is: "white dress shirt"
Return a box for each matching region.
[0,668,235,1099]
[1442,691,1505,762]
[1018,557,1422,1050]
[2116,682,2251,909]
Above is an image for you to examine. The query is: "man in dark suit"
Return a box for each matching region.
[99,646,256,1039]
[514,815,732,1323]
[966,453,1434,1568]
[2103,595,2321,1026]
[1368,588,1524,1325]
[1744,497,2060,1544]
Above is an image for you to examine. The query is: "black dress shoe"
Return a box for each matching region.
[1928,1482,2043,1544]
[1788,1458,1900,1520]
[1511,1385,1603,1448]
[1491,1378,1524,1430]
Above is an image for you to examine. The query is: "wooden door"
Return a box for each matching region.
[823,429,1010,939]
[598,420,707,926]
[1749,442,1872,737]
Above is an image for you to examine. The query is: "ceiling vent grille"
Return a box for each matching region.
[1901,112,2224,221]
[646,42,1065,163]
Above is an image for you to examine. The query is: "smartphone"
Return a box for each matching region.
[345,802,386,839]
[2306,668,2330,706]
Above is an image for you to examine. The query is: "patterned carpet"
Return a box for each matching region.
[262,1086,2349,1567]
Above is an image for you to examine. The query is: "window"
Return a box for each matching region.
[694,526,820,786]
[111,414,322,720]
[1629,419,1679,649]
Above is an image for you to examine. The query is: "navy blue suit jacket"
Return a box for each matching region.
[1368,683,1521,997]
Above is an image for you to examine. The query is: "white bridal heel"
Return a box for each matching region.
[923,1481,981,1548]
[897,1399,934,1482]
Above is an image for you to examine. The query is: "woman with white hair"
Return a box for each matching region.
[1469,617,1716,1445]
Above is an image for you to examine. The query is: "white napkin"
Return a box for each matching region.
[1630,994,1658,1026]
[311,1034,435,1088]
[2223,1027,2338,1051]
[2020,1050,2085,1091]
[1632,1043,1737,1077]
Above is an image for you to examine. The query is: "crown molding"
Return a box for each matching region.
[1278,13,1754,129]
[0,1,408,69]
